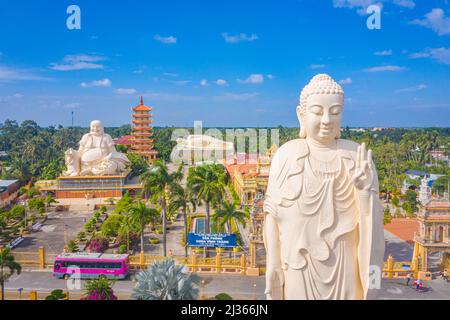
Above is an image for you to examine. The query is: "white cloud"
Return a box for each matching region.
[410,48,450,65]
[215,79,228,86]
[0,65,48,81]
[63,103,81,109]
[363,65,407,72]
[237,74,264,84]
[133,67,145,74]
[50,54,105,71]
[411,8,450,36]
[333,0,415,15]
[80,78,112,88]
[392,0,415,9]
[200,79,209,87]
[339,77,353,85]
[221,33,258,44]
[114,88,137,95]
[395,84,427,93]
[332,0,383,15]
[154,35,177,44]
[374,49,393,56]
[310,64,326,69]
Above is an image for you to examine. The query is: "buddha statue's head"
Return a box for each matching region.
[90,120,104,136]
[297,74,344,145]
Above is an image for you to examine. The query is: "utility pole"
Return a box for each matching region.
[71,111,74,128]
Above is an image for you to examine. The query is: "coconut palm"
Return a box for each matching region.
[0,246,22,301]
[132,258,200,300]
[187,164,226,234]
[140,160,183,257]
[44,194,58,211]
[212,201,249,234]
[118,215,138,253]
[169,184,195,257]
[127,201,159,255]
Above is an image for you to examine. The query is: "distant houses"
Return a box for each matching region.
[0,179,20,209]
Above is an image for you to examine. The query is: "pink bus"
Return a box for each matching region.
[53,252,129,280]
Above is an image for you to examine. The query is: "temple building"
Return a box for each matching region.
[225,145,277,206]
[413,199,450,272]
[130,97,158,163]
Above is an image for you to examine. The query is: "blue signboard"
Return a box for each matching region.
[187,233,237,248]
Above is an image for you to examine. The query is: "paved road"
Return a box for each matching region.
[5,270,450,300]
[4,271,266,300]
[14,210,94,253]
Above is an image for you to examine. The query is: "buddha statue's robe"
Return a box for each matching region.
[78,132,129,176]
[264,138,384,299]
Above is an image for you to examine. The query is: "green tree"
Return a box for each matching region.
[212,201,249,234]
[140,160,183,256]
[383,206,392,225]
[128,201,159,255]
[45,289,67,300]
[0,246,22,301]
[101,214,124,237]
[187,164,226,235]
[8,205,25,220]
[44,194,58,210]
[118,215,137,253]
[432,175,450,196]
[132,259,199,300]
[127,153,149,178]
[113,192,133,214]
[67,240,79,253]
[169,184,194,257]
[28,198,45,214]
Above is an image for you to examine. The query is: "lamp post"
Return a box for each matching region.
[200,279,206,300]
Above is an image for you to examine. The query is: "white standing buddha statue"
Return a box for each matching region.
[263,74,384,300]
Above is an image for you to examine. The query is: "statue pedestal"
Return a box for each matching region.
[38,171,142,199]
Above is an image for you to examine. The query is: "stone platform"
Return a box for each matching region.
[37,171,143,199]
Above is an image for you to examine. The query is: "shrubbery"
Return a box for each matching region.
[87,236,109,253]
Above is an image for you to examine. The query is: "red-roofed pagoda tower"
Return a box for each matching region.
[130,97,158,163]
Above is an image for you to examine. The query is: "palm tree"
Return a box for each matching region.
[132,258,200,300]
[140,160,183,257]
[0,246,22,301]
[212,201,249,234]
[187,164,226,234]
[169,184,195,257]
[118,215,137,253]
[44,194,58,211]
[127,201,159,255]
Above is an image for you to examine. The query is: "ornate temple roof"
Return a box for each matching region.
[133,96,152,112]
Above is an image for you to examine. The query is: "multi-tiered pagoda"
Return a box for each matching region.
[130,97,158,163]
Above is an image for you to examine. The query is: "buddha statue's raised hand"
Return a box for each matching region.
[351,142,374,192]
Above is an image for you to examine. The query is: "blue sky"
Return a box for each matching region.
[0,0,449,128]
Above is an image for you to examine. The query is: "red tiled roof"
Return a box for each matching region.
[384,218,419,244]
[114,135,133,146]
[426,201,450,209]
